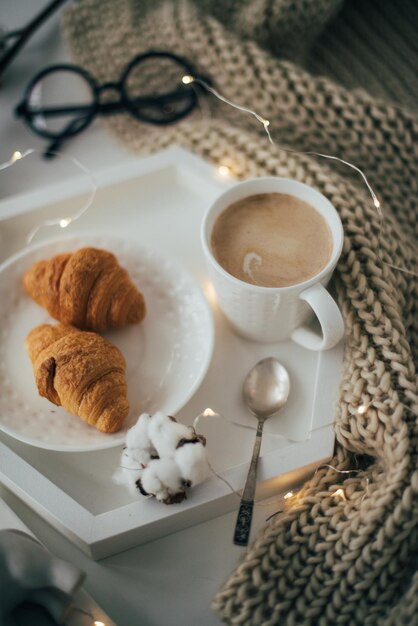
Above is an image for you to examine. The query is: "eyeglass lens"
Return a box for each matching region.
[27,68,95,137]
[123,55,196,123]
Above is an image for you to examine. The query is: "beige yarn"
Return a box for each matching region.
[63,1,418,624]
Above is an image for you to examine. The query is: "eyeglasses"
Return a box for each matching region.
[15,50,209,157]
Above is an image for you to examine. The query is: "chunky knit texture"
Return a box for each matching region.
[63,1,418,624]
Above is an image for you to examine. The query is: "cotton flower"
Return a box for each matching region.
[113,411,210,504]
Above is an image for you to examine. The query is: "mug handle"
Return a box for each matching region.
[291,283,344,351]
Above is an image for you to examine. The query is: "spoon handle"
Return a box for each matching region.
[233,420,264,546]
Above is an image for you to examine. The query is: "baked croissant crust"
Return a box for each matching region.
[26,324,129,433]
[23,247,146,332]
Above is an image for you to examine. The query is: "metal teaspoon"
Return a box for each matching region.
[233,357,290,546]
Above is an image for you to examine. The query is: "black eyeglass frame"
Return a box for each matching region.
[15,50,207,154]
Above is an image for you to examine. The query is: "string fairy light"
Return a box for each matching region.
[191,408,248,497]
[11,150,23,163]
[0,148,97,244]
[315,463,361,475]
[184,75,417,278]
[185,75,273,143]
[181,74,194,85]
[265,489,300,521]
[264,463,373,521]
[215,155,240,179]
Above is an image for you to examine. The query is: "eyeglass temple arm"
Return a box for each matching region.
[18,102,130,118]
[0,0,69,76]
[17,87,199,119]
[43,138,63,160]
[42,114,88,159]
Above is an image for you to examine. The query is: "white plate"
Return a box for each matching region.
[0,234,214,451]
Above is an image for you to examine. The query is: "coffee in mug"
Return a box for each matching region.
[201,177,345,349]
[210,193,333,288]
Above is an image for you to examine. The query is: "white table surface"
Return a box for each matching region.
[0,3,282,625]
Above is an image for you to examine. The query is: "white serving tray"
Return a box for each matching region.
[0,147,343,559]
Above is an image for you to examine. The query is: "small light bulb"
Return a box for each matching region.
[59,218,70,228]
[11,151,22,163]
[334,488,346,501]
[358,404,367,415]
[284,491,293,500]
[374,198,380,208]
[94,621,105,626]
[263,119,270,127]
[217,165,230,177]
[203,408,215,417]
[182,75,194,85]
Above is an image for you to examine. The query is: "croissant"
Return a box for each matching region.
[23,247,146,332]
[26,324,129,433]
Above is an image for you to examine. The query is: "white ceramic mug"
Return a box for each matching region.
[201,177,345,350]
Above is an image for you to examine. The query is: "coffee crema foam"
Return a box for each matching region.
[211,193,333,288]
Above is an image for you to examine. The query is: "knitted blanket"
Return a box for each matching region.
[63,1,418,624]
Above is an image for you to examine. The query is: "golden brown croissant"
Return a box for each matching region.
[26,324,129,433]
[23,247,146,332]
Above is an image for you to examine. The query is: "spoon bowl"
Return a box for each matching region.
[233,357,290,546]
[243,357,290,420]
